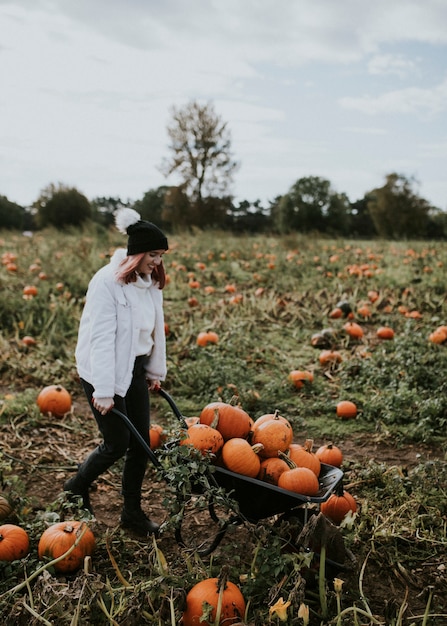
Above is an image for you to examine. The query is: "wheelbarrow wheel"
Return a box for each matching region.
[174,493,241,557]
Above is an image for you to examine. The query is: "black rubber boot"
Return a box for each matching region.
[63,475,93,513]
[121,498,159,537]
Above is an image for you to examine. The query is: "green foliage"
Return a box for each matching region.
[271,176,352,235]
[367,172,433,239]
[0,196,29,230]
[34,183,92,228]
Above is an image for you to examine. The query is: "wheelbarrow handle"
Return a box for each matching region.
[157,388,189,428]
[110,407,163,469]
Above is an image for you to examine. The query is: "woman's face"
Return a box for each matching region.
[136,250,166,275]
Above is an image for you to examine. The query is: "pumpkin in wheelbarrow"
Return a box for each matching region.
[181,423,224,456]
[251,410,293,458]
[199,401,253,441]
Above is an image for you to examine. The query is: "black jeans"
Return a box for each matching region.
[78,356,151,501]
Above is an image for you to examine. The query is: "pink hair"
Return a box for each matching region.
[115,253,166,288]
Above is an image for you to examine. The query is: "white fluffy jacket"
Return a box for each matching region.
[75,248,167,398]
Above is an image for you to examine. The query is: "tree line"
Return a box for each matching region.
[1,100,446,239]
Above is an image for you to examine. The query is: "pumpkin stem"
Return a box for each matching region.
[303,438,314,453]
[211,408,220,430]
[278,450,297,469]
[273,409,280,420]
[251,443,264,456]
[216,565,231,624]
[229,394,240,406]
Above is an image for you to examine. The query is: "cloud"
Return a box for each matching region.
[339,77,447,115]
[368,54,418,78]
[341,126,387,135]
[3,0,447,64]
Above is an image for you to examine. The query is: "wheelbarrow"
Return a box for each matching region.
[112,389,345,559]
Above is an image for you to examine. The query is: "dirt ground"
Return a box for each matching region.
[1,392,446,623]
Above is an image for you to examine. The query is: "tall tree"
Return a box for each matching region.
[159,100,239,216]
[367,173,433,238]
[34,183,91,229]
[271,176,350,234]
[0,196,28,229]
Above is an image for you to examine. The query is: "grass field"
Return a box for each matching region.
[1,228,446,624]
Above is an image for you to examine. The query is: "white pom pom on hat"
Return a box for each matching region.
[114,208,141,234]
[114,207,168,254]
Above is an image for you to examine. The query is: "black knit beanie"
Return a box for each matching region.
[115,208,168,254]
[127,221,168,254]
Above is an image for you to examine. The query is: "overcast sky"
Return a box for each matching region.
[1,0,447,211]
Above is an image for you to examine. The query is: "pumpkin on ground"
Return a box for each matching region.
[251,411,293,458]
[0,495,13,521]
[196,331,219,347]
[0,524,30,561]
[428,325,447,344]
[199,401,253,441]
[376,326,395,340]
[315,443,343,468]
[319,350,343,366]
[321,491,357,524]
[38,521,96,573]
[343,321,364,339]
[181,423,224,456]
[288,370,314,389]
[182,575,246,626]
[37,384,72,417]
[221,438,263,478]
[336,400,358,419]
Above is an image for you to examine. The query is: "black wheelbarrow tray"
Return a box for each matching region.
[112,389,344,556]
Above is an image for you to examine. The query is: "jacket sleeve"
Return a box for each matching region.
[84,275,119,397]
[144,286,167,381]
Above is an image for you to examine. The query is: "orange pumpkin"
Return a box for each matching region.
[196,331,219,347]
[319,350,343,366]
[181,423,224,456]
[288,370,314,389]
[315,443,343,468]
[288,439,321,477]
[367,290,379,303]
[199,402,253,441]
[221,438,263,478]
[428,325,447,344]
[0,496,13,521]
[343,321,364,339]
[251,411,293,458]
[257,457,289,485]
[37,385,72,417]
[321,491,357,524]
[38,521,96,573]
[357,304,372,318]
[278,466,319,496]
[22,335,37,346]
[336,400,357,419]
[328,307,343,319]
[149,424,165,449]
[182,576,246,626]
[23,285,38,296]
[0,524,29,561]
[376,326,394,340]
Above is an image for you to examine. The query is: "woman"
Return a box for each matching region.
[64,208,168,537]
